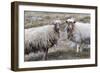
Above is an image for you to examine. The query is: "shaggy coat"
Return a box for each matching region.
[65,18,90,53]
[24,20,61,60]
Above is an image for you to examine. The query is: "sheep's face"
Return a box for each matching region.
[65,18,76,40]
[52,20,62,33]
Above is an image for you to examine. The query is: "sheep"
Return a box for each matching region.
[65,17,90,53]
[24,20,62,60]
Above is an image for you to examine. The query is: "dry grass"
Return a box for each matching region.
[24,11,90,29]
[25,47,90,61]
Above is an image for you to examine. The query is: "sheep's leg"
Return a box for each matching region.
[76,44,80,53]
[79,47,82,52]
[42,53,46,60]
[43,49,48,60]
[75,44,81,57]
[79,44,83,52]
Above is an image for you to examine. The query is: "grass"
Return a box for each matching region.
[25,48,90,61]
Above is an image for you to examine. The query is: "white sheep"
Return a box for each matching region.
[24,20,62,60]
[65,17,90,53]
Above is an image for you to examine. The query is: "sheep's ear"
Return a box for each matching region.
[66,20,68,23]
[74,21,76,23]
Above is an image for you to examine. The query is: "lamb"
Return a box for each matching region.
[65,17,90,53]
[24,20,62,60]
